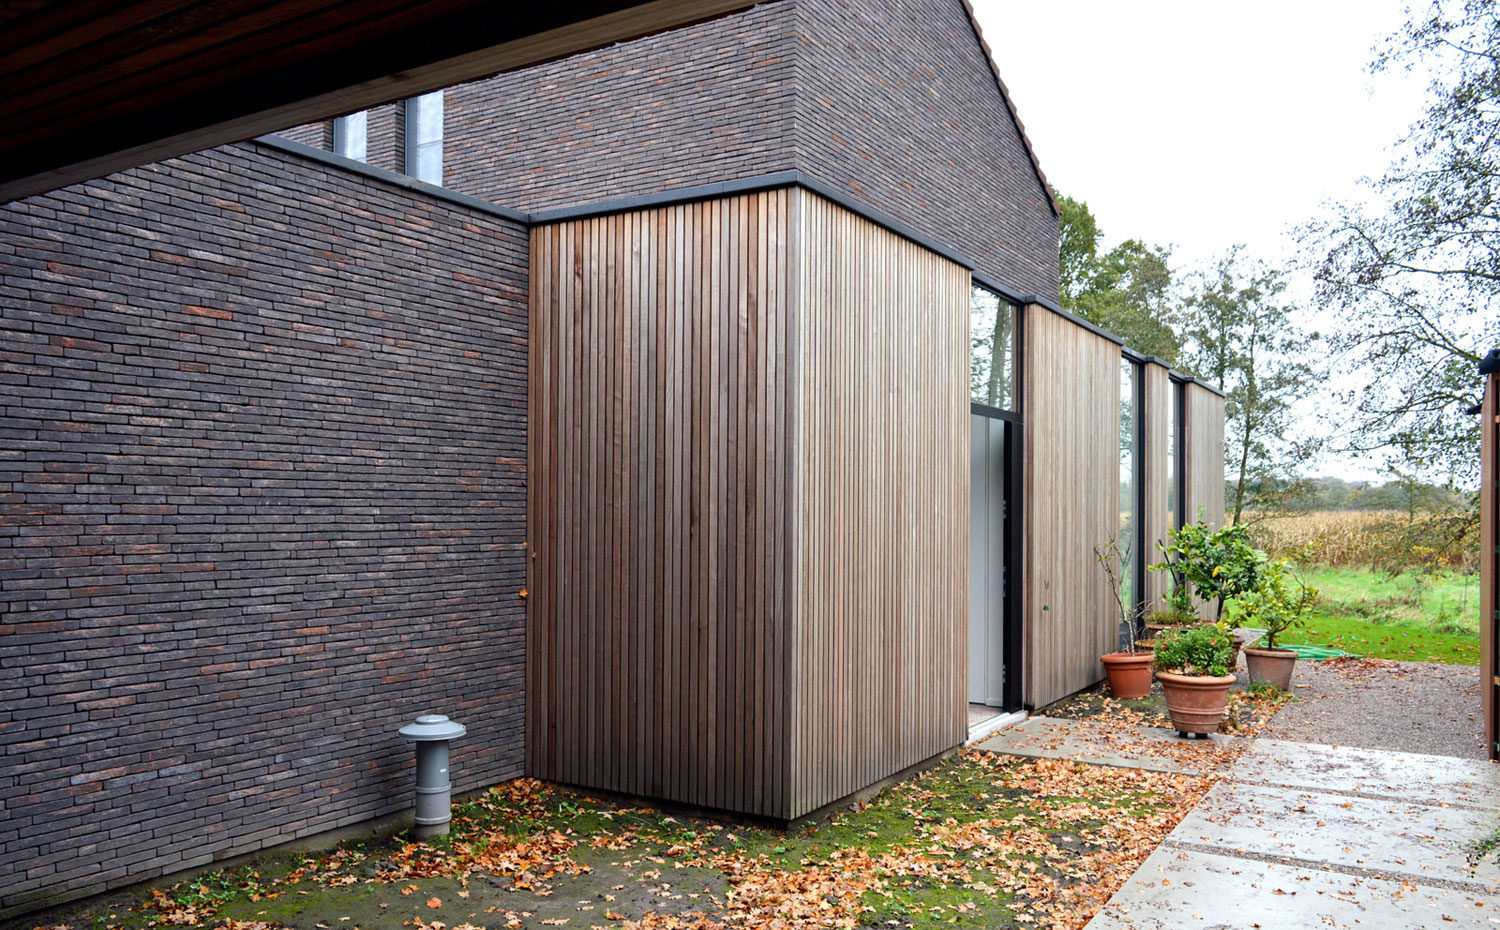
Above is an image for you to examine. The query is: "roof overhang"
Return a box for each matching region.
[0,0,755,204]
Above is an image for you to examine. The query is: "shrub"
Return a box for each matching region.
[1150,515,1265,620]
[1225,559,1318,649]
[1153,625,1235,677]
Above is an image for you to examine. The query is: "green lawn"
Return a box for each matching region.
[1277,566,1481,665]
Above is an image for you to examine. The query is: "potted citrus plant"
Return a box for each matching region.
[1095,537,1152,698]
[1230,559,1318,691]
[1153,624,1237,738]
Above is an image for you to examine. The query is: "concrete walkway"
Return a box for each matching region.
[976,718,1500,928]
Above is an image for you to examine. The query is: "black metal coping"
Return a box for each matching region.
[1168,371,1228,398]
[253,134,530,224]
[255,131,1227,397]
[526,169,979,274]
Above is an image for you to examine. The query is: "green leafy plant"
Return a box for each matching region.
[1150,513,1266,621]
[1153,624,1235,677]
[1142,607,1195,629]
[1225,558,1318,648]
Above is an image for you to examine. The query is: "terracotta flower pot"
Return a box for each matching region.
[1100,652,1155,699]
[1156,671,1237,736]
[1243,646,1297,691]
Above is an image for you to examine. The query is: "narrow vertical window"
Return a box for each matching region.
[332,111,368,162]
[1170,379,1186,528]
[1120,358,1138,615]
[404,91,444,185]
[969,283,1016,411]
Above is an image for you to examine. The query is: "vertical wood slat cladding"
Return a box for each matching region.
[1020,306,1122,708]
[528,190,792,817]
[1183,382,1226,526]
[529,188,969,819]
[790,191,970,818]
[1139,362,1172,611]
[1481,370,1497,761]
[1181,381,1227,621]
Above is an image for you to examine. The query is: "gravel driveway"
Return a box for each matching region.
[1263,657,1487,760]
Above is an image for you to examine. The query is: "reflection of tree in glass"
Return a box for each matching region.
[969,285,1013,410]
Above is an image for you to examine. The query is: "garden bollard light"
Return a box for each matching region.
[398,713,467,839]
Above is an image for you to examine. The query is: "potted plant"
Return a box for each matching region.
[1150,514,1266,623]
[1153,624,1237,738]
[1229,559,1318,691]
[1095,537,1152,698]
[1140,604,1195,647]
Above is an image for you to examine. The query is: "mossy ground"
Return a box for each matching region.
[10,752,1208,930]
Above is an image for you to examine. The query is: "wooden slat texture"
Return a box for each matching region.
[1182,381,1226,621]
[1138,361,1172,611]
[1020,305,1121,708]
[1182,382,1226,526]
[0,0,755,203]
[527,190,792,817]
[530,187,970,819]
[1481,371,1497,761]
[790,191,970,819]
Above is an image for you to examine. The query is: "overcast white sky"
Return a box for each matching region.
[972,1,1435,480]
[973,0,1427,270]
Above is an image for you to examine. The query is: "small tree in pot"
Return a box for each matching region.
[1227,559,1318,691]
[1153,625,1237,738]
[1095,537,1152,698]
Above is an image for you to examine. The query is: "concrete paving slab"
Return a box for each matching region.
[971,715,1236,775]
[1083,846,1500,930]
[1172,781,1500,891]
[1230,739,1500,811]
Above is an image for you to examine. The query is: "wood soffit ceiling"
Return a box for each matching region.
[0,0,754,203]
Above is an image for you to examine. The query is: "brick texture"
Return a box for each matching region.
[278,0,1058,296]
[791,0,1059,297]
[0,142,528,916]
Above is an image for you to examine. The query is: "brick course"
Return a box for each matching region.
[0,141,528,916]
[280,0,1058,296]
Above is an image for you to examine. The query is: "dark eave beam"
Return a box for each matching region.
[0,0,754,203]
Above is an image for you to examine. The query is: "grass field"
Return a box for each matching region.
[1277,565,1481,665]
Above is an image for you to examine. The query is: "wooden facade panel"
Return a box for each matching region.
[1020,306,1122,708]
[790,191,970,818]
[1482,370,1497,761]
[1183,382,1226,526]
[527,190,793,817]
[1138,362,1172,612]
[1182,381,1226,621]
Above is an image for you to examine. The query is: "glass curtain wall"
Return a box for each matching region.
[1119,359,1140,637]
[1166,380,1180,531]
[969,284,1015,410]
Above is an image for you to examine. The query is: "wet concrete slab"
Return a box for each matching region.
[971,715,1238,775]
[1172,781,1500,891]
[1084,846,1500,930]
[1229,739,1500,811]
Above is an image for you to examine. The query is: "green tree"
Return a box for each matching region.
[1056,191,1183,363]
[1301,0,1500,484]
[1181,247,1321,525]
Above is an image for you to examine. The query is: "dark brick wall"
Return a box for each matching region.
[791,0,1059,297]
[439,3,797,209]
[272,0,1058,296]
[0,141,528,916]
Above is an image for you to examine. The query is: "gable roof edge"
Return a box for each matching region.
[956,0,1059,216]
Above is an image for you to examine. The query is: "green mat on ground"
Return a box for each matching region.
[1237,629,1359,660]
[1283,643,1361,660]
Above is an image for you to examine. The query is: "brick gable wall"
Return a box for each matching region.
[791,0,1059,296]
[0,142,528,916]
[273,0,1058,295]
